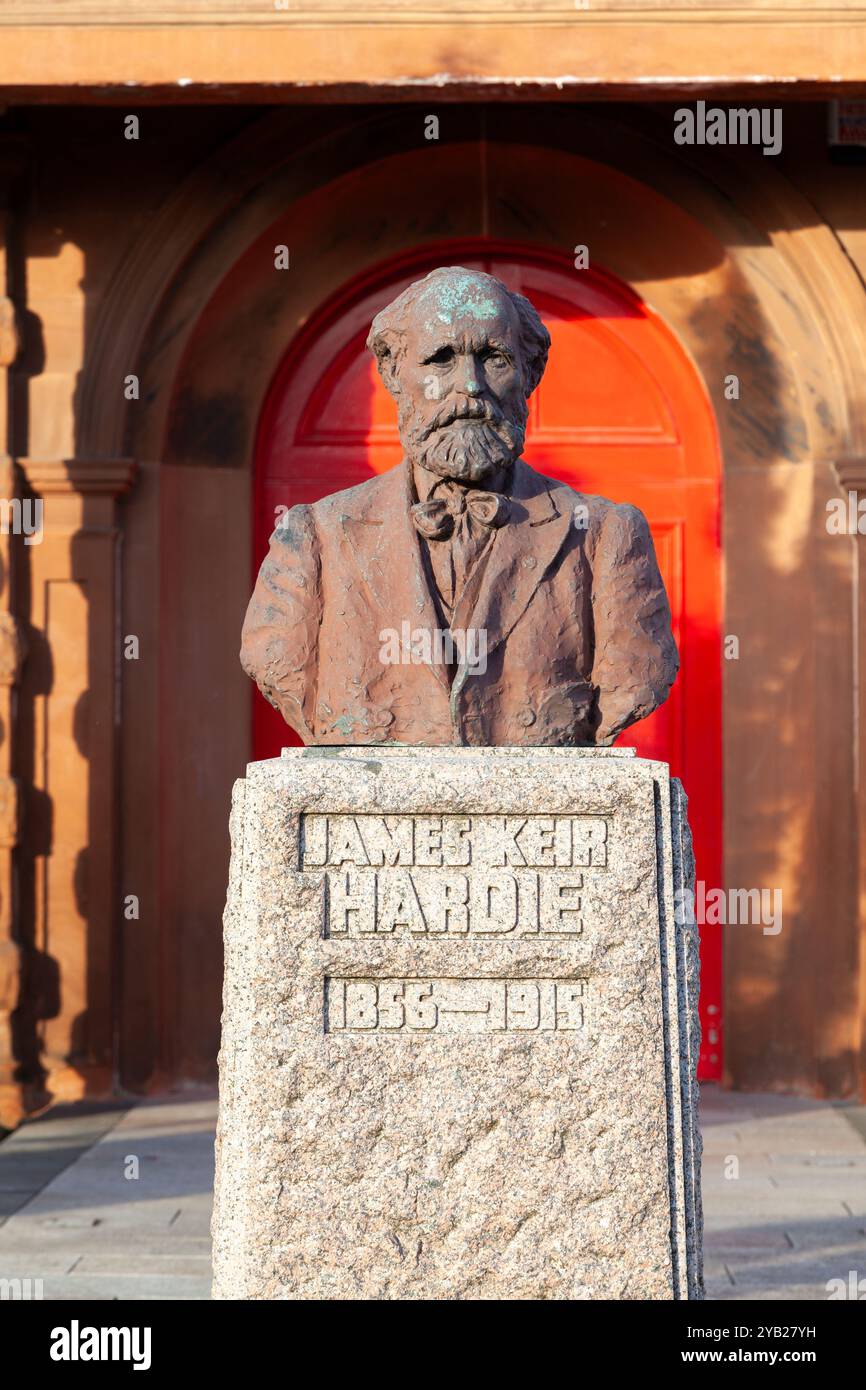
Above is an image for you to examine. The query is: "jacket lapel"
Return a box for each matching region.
[338,462,450,693]
[452,458,574,657]
[337,458,574,681]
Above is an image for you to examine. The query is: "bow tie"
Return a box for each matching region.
[411,484,511,541]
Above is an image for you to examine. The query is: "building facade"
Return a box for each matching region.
[1,4,865,1124]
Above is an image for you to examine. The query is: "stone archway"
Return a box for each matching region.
[70,108,866,1094]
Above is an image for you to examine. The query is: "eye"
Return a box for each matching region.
[483,349,510,367]
[425,347,455,366]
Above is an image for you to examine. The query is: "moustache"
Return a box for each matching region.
[417,400,503,440]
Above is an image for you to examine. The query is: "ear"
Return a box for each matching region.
[371,328,404,399]
[521,347,548,399]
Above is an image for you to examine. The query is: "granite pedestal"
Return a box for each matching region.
[212,746,702,1300]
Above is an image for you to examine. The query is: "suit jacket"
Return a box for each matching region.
[241,458,678,746]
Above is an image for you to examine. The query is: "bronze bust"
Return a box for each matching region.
[241,266,678,746]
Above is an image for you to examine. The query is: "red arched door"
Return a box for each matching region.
[253,243,723,1079]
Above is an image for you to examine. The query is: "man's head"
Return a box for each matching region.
[366,267,550,484]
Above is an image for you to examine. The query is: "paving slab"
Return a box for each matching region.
[0,1100,129,1221]
[0,1092,216,1300]
[0,1083,863,1300]
[702,1087,866,1301]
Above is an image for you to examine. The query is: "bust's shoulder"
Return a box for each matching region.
[310,467,403,524]
[516,461,649,540]
[267,469,401,552]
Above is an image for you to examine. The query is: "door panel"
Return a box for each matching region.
[253,245,723,1078]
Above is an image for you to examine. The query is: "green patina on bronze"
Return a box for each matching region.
[421,271,501,328]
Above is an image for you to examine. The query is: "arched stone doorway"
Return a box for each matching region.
[40,108,863,1100]
[252,239,723,1074]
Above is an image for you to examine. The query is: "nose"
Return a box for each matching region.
[458,353,483,397]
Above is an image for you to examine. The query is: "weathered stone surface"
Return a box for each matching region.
[212,747,702,1300]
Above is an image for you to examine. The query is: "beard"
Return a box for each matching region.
[400,397,526,484]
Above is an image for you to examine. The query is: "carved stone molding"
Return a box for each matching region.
[835,457,866,498]
[18,457,137,497]
[0,297,18,371]
[1,9,865,100]
[1,0,858,20]
[0,776,20,850]
[0,612,25,687]
[0,938,19,1014]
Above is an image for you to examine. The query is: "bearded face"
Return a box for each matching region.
[380,279,532,486]
[398,391,528,484]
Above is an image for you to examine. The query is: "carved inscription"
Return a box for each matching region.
[302,814,608,937]
[326,978,587,1034]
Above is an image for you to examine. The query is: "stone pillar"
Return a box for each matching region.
[0,194,27,1129]
[837,459,866,1099]
[213,746,702,1300]
[16,457,135,1106]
